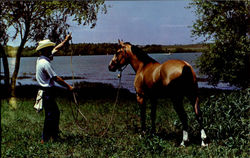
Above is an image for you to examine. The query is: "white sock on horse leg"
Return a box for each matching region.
[180,130,189,146]
[201,129,207,140]
[201,129,208,147]
[183,130,188,141]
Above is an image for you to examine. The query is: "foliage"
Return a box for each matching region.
[201,89,249,148]
[0,4,10,89]
[190,1,250,88]
[188,89,249,148]
[3,1,106,44]
[171,47,195,53]
[143,44,167,53]
[0,4,9,45]
[1,84,249,157]
[1,1,107,98]
[4,43,208,57]
[71,43,119,55]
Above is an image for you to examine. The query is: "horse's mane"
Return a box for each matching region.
[125,42,158,64]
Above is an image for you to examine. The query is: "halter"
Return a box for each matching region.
[117,47,129,72]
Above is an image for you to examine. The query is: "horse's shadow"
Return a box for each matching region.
[130,124,207,146]
[138,128,206,147]
[156,129,210,146]
[58,126,208,147]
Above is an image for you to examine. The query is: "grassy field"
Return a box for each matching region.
[1,85,249,157]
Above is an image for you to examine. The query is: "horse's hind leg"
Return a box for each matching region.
[189,95,208,147]
[172,96,189,146]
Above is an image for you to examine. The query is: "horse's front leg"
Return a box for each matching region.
[137,93,146,133]
[150,98,157,134]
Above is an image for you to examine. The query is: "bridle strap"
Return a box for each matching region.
[118,47,129,71]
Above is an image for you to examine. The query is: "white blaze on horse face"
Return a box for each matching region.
[109,58,113,67]
[109,55,115,66]
[109,54,118,71]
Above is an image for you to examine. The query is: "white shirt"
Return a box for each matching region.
[36,56,57,87]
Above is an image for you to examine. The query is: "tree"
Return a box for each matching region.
[190,1,250,88]
[1,1,107,108]
[0,4,10,94]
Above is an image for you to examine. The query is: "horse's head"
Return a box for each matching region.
[108,40,130,72]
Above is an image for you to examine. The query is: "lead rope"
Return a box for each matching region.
[69,39,88,131]
[99,70,123,137]
[69,39,125,137]
[99,63,128,137]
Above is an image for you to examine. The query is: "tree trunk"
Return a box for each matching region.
[10,43,25,98]
[10,26,29,108]
[9,43,25,109]
[0,44,10,96]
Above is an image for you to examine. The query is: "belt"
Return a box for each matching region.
[40,87,52,91]
[39,87,56,95]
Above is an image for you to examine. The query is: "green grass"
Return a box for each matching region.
[1,89,249,157]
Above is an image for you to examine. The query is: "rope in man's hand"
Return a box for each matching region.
[68,35,123,137]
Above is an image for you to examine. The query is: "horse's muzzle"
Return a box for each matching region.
[108,64,116,72]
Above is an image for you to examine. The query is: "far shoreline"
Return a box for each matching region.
[5,43,208,57]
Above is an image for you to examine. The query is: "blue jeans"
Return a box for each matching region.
[42,87,60,141]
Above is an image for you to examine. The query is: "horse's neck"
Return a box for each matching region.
[129,56,145,73]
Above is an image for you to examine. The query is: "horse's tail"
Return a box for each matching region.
[182,65,198,94]
[183,65,204,133]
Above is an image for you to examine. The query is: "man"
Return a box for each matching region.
[36,34,73,143]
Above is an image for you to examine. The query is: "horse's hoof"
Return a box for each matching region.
[201,141,208,147]
[139,131,146,139]
[180,139,189,147]
[180,141,186,147]
[139,134,142,139]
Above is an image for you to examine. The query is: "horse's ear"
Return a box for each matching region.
[118,39,124,46]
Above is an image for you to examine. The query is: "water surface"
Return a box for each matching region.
[1,53,237,92]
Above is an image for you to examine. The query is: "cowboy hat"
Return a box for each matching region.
[36,39,56,51]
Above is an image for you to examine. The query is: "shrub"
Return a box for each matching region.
[200,89,249,148]
[191,1,250,88]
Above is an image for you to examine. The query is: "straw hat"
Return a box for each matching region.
[36,39,56,51]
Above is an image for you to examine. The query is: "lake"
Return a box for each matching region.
[2,53,237,93]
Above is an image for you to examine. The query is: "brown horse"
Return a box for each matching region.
[108,40,207,147]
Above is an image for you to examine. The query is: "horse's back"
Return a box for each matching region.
[135,60,197,95]
[160,59,196,87]
[160,60,185,85]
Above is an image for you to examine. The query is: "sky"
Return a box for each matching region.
[8,1,204,46]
